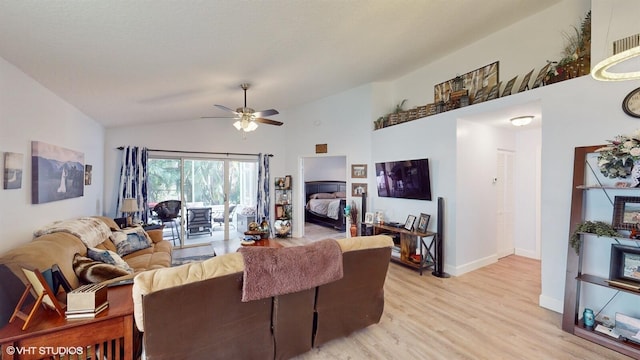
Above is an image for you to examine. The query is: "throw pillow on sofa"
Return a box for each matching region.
[87,247,133,273]
[109,227,152,257]
[72,253,131,283]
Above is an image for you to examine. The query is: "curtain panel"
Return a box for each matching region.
[116,146,149,223]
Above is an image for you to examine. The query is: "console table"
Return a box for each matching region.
[0,284,137,360]
[372,224,437,275]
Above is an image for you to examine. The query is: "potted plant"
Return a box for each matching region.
[596,129,640,186]
[570,220,619,254]
[349,201,359,237]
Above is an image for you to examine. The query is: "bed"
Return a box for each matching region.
[305,181,347,231]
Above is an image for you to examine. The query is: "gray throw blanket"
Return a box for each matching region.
[238,239,343,302]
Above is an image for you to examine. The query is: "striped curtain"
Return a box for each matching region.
[256,153,271,236]
[116,146,149,223]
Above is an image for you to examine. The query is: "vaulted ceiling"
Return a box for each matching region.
[0,0,561,128]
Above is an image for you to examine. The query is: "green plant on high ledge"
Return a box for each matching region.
[546,11,591,83]
[569,221,619,254]
[394,99,407,114]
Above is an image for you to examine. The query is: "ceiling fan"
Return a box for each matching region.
[202,83,282,132]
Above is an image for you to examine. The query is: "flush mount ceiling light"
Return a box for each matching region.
[510,116,533,127]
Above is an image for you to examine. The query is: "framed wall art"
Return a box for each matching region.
[351,183,367,197]
[3,152,23,189]
[351,164,367,178]
[84,164,92,185]
[518,69,534,93]
[501,76,518,97]
[485,82,501,101]
[609,244,640,285]
[612,196,640,230]
[434,61,499,105]
[531,63,551,89]
[31,141,85,204]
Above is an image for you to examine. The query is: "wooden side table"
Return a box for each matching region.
[0,284,137,360]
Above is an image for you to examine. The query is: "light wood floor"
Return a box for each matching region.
[174,228,631,359]
[295,255,631,360]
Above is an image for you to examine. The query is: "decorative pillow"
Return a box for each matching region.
[109,227,152,257]
[87,247,133,273]
[72,253,131,283]
[310,193,335,199]
[333,191,346,198]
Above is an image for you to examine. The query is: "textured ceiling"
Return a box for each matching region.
[0,0,561,128]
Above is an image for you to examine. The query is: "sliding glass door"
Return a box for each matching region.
[148,155,257,247]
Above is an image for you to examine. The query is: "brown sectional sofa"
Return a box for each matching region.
[0,216,172,326]
[132,235,393,360]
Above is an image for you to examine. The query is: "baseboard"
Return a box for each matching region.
[514,248,540,260]
[539,294,563,313]
[449,254,497,277]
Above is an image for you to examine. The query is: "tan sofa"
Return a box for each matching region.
[133,235,393,360]
[0,216,172,325]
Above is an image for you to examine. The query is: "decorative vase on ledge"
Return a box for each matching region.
[350,224,357,237]
[632,160,640,187]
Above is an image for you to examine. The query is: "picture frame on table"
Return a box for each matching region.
[416,213,431,233]
[284,175,292,190]
[10,267,65,330]
[612,196,640,230]
[404,215,416,231]
[364,212,374,224]
[351,164,367,178]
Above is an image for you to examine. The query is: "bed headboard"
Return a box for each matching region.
[305,181,347,200]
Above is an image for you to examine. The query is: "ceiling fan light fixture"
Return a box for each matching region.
[246,121,258,132]
[233,118,258,132]
[510,116,533,127]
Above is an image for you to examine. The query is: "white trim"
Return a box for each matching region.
[448,254,498,277]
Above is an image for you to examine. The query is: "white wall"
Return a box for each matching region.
[284,84,374,237]
[0,56,105,254]
[455,120,517,274]
[514,128,542,259]
[104,118,286,218]
[303,156,346,181]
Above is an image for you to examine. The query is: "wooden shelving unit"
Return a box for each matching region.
[274,176,292,237]
[372,223,436,275]
[562,145,640,359]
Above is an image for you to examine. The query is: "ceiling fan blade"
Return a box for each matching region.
[253,109,279,118]
[214,104,239,114]
[255,118,283,126]
[200,116,237,119]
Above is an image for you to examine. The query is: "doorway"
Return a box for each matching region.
[299,155,347,240]
[147,156,258,247]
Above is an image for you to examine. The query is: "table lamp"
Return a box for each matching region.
[120,198,140,226]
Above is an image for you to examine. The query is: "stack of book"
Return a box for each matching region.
[65,283,109,319]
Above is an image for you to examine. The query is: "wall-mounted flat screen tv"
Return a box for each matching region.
[375,158,432,201]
